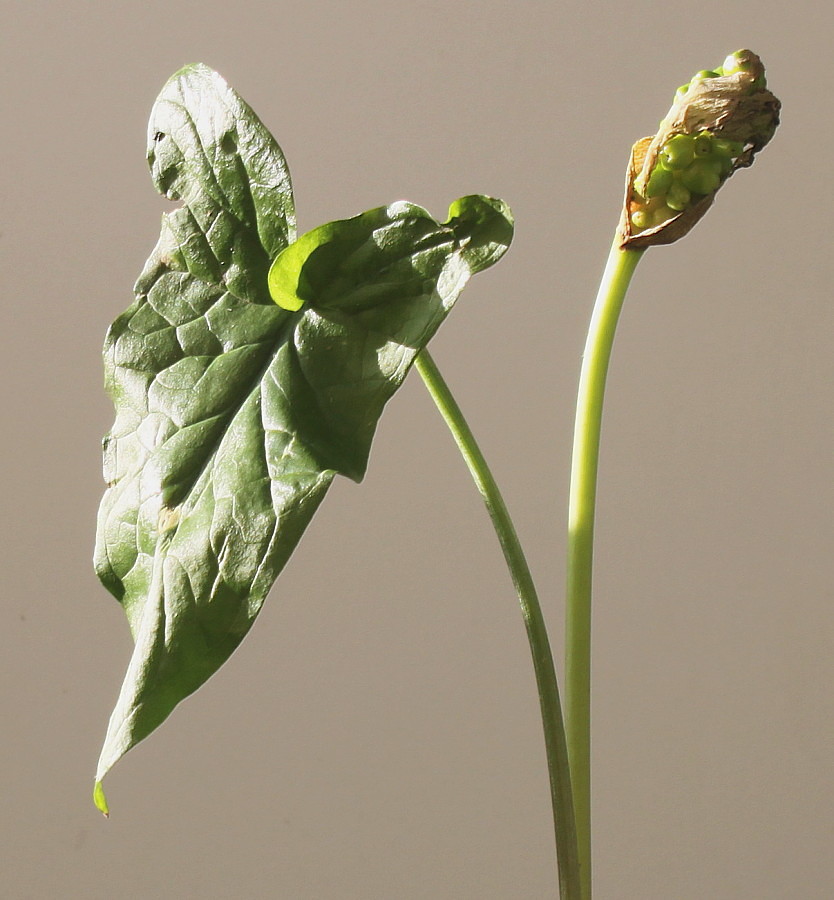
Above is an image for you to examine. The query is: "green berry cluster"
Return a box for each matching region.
[630,129,744,231]
[629,54,755,233]
[620,50,778,248]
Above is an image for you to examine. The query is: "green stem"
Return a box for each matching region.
[415,349,580,900]
[565,240,644,899]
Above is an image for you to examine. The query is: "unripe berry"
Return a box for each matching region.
[680,159,722,195]
[693,133,714,157]
[661,134,696,170]
[645,164,673,198]
[721,50,767,89]
[666,181,691,211]
[722,51,749,75]
[712,138,744,158]
[651,205,675,226]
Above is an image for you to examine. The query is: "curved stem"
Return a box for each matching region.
[565,240,644,899]
[415,349,580,899]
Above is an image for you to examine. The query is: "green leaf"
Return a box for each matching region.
[94,63,513,796]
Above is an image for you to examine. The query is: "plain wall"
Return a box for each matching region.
[2,1,832,897]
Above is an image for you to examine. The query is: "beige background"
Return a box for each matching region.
[2,1,832,897]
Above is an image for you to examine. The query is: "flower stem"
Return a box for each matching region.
[415,349,580,899]
[565,240,644,899]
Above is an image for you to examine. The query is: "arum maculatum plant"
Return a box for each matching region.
[93,50,779,900]
[565,49,779,899]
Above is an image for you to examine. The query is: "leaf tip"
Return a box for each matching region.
[93,780,110,818]
[445,194,514,274]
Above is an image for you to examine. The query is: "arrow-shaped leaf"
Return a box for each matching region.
[93,63,513,808]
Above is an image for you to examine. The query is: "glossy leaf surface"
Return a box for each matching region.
[94,64,513,799]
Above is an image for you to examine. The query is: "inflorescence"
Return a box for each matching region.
[625,51,776,241]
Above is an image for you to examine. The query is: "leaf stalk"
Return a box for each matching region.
[415,349,580,899]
